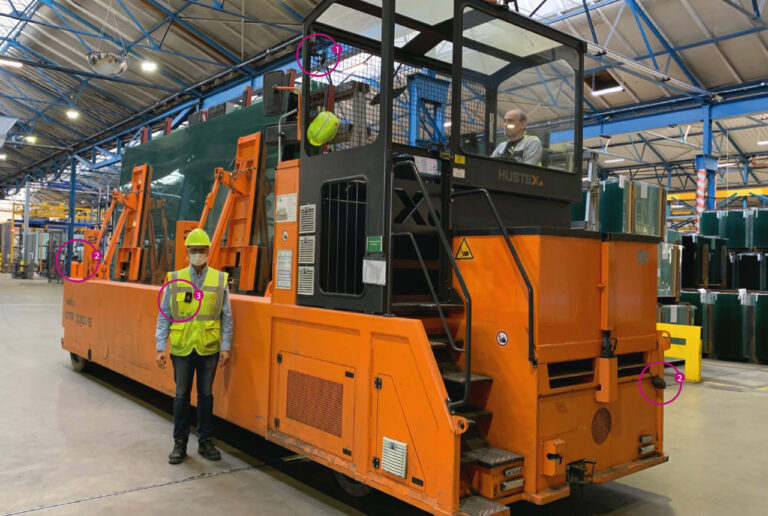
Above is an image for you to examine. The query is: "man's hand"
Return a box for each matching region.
[156,351,167,369]
[219,350,230,367]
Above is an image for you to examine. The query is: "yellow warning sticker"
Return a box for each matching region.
[454,154,466,165]
[455,238,473,260]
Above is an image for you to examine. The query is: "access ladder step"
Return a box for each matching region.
[459,496,510,516]
[441,371,493,385]
[391,301,464,314]
[462,447,524,469]
[453,404,493,423]
[428,337,463,350]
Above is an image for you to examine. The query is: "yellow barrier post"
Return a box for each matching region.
[657,322,702,382]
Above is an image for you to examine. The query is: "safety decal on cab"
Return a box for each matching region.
[455,238,474,260]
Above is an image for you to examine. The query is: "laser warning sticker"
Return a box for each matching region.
[455,238,473,260]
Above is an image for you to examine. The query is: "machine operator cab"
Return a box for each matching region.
[264,0,585,315]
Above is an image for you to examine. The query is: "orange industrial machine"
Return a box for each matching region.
[62,3,670,515]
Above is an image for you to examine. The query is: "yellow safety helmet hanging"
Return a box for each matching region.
[185,228,211,247]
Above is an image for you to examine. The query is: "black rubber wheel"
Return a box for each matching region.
[333,471,372,497]
[70,353,90,372]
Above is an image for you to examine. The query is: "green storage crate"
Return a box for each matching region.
[633,181,665,237]
[657,303,696,325]
[599,178,632,233]
[681,290,714,355]
[729,252,768,290]
[722,210,751,249]
[753,293,768,362]
[702,236,728,287]
[666,229,682,243]
[571,190,588,223]
[712,291,753,361]
[658,242,682,299]
[699,211,721,237]
[751,208,768,248]
[681,235,705,288]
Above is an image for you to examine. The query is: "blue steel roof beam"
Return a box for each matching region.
[636,132,670,166]
[0,93,127,117]
[0,92,87,143]
[144,0,255,75]
[582,0,599,44]
[543,0,623,24]
[624,0,703,88]
[44,1,193,90]
[180,0,301,33]
[721,0,768,26]
[0,10,228,69]
[714,121,747,159]
[627,1,659,70]
[0,0,42,55]
[8,41,143,113]
[0,63,118,135]
[274,0,304,21]
[114,0,158,49]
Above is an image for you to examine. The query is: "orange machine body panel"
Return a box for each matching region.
[271,159,299,306]
[450,233,667,501]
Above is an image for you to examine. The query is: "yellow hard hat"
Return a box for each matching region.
[185,228,211,247]
[307,111,339,146]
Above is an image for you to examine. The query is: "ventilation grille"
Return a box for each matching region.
[299,204,316,234]
[298,236,316,264]
[548,358,595,389]
[591,408,612,445]
[381,437,407,478]
[286,370,343,437]
[298,266,315,296]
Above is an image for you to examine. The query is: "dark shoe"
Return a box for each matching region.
[198,438,221,461]
[168,440,187,464]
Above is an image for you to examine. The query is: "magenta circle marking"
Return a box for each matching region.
[55,239,101,283]
[296,33,340,78]
[157,279,203,323]
[638,361,684,406]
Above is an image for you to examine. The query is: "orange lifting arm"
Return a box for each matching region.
[198,169,223,230]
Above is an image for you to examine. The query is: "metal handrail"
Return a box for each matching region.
[451,188,537,367]
[394,160,473,409]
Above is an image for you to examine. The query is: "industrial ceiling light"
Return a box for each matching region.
[758,140,768,145]
[87,51,129,76]
[0,58,22,68]
[591,85,625,96]
[605,158,625,163]
[25,135,36,144]
[141,60,158,72]
[0,153,7,160]
[66,108,80,120]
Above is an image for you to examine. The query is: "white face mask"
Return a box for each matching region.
[189,252,208,267]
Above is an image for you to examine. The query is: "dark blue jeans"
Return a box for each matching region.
[171,350,219,443]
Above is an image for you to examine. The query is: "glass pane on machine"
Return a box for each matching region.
[317,4,382,41]
[459,7,579,173]
[362,0,453,25]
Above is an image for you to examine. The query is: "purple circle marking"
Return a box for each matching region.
[296,33,340,78]
[55,239,101,283]
[157,279,203,323]
[638,361,684,406]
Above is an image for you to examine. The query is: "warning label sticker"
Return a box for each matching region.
[455,238,473,260]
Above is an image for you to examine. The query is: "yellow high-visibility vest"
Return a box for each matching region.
[166,267,228,356]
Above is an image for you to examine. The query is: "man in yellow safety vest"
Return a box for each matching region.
[155,228,233,464]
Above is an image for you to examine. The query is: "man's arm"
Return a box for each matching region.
[523,137,543,166]
[491,141,506,157]
[220,288,233,352]
[156,287,172,352]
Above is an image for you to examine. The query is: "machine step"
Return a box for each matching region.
[441,370,493,385]
[462,447,524,469]
[428,337,463,350]
[459,496,510,516]
[391,301,464,314]
[453,404,493,423]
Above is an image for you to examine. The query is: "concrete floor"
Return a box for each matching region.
[1,273,767,516]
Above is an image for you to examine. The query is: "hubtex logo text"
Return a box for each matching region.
[498,169,543,187]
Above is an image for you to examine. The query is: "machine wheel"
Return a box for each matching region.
[333,471,372,497]
[70,353,90,372]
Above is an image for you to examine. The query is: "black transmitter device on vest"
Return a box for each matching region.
[184,292,193,303]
